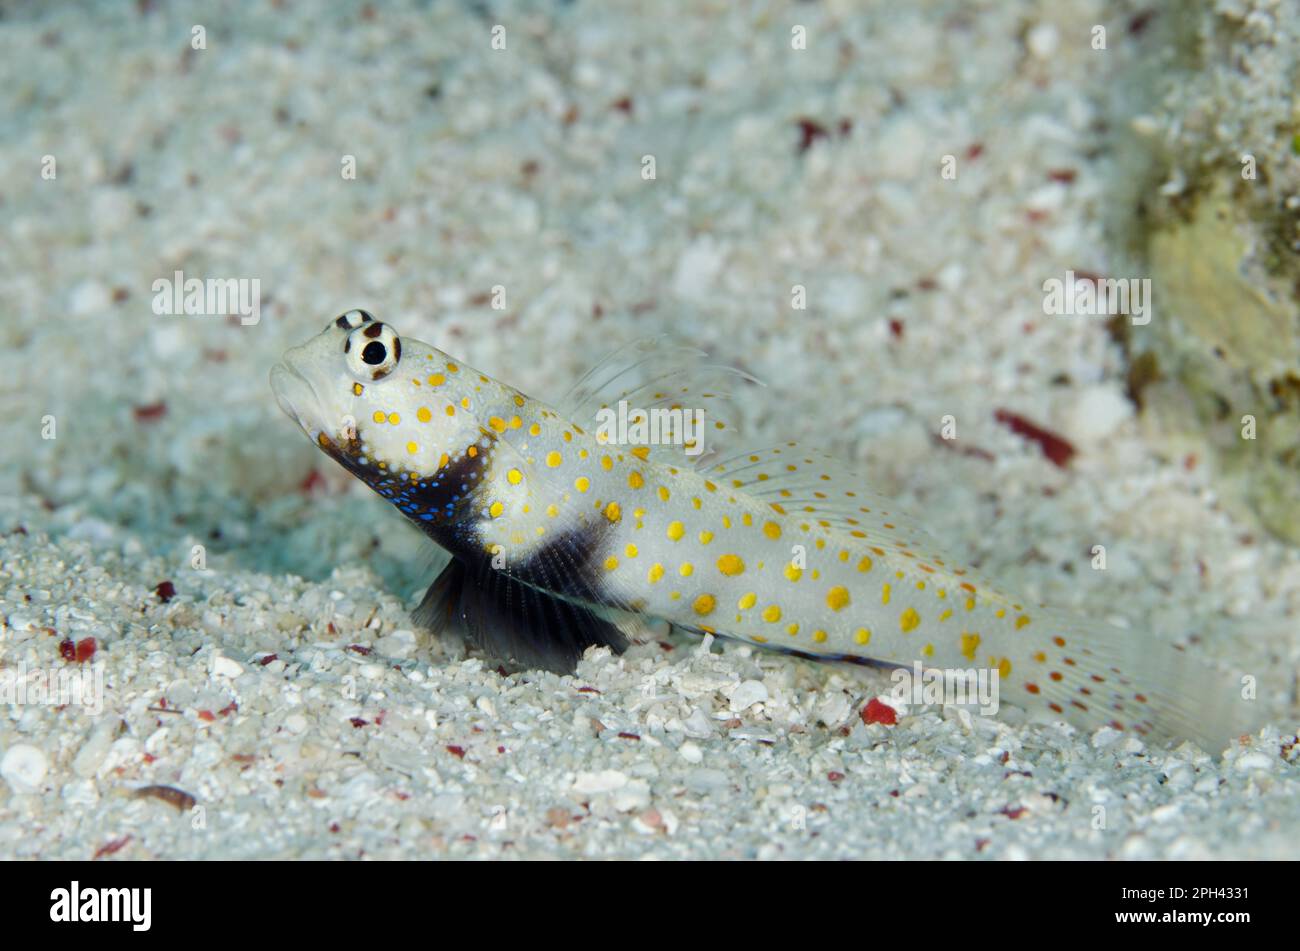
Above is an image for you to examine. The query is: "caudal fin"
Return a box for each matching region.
[999,609,1256,753]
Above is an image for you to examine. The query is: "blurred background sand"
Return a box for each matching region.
[0,0,1296,858]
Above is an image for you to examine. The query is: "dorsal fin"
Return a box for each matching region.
[555,335,763,469]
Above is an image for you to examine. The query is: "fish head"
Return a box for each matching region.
[271,309,481,486]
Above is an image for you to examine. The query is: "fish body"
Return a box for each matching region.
[272,310,1254,750]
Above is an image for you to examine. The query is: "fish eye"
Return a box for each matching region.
[345,321,401,381]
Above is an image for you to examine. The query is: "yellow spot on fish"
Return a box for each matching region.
[882,583,892,605]
[628,471,644,489]
[964,598,976,611]
[427,374,445,386]
[762,605,782,623]
[625,543,638,558]
[372,411,386,424]
[812,630,827,643]
[605,502,621,523]
[716,554,744,576]
[529,423,541,436]
[575,476,590,493]
[406,441,419,454]
[960,632,980,660]
[648,563,664,583]
[826,586,850,612]
[679,562,694,576]
[899,607,920,632]
[488,416,507,433]
[657,486,670,502]
[604,556,619,571]
[1015,615,1032,629]
[417,406,432,423]
[489,501,504,518]
[762,521,781,540]
[738,592,757,610]
[854,628,871,645]
[546,451,562,468]
[783,563,803,582]
[692,594,716,616]
[666,521,685,541]
[698,530,714,545]
[507,469,523,485]
[998,658,1012,678]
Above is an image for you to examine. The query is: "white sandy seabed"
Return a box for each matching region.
[0,1,1297,859]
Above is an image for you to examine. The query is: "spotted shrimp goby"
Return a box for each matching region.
[271,309,1256,751]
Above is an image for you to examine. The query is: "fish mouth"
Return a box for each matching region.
[269,361,320,438]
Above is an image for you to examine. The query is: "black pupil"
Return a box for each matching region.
[362,341,387,365]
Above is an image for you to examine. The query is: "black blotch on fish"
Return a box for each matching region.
[414,527,629,673]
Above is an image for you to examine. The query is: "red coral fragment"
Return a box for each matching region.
[350,717,368,728]
[155,580,176,603]
[446,745,466,759]
[133,401,167,422]
[298,469,325,494]
[861,698,898,726]
[994,408,1076,468]
[93,835,132,859]
[59,637,96,663]
[795,117,829,154]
